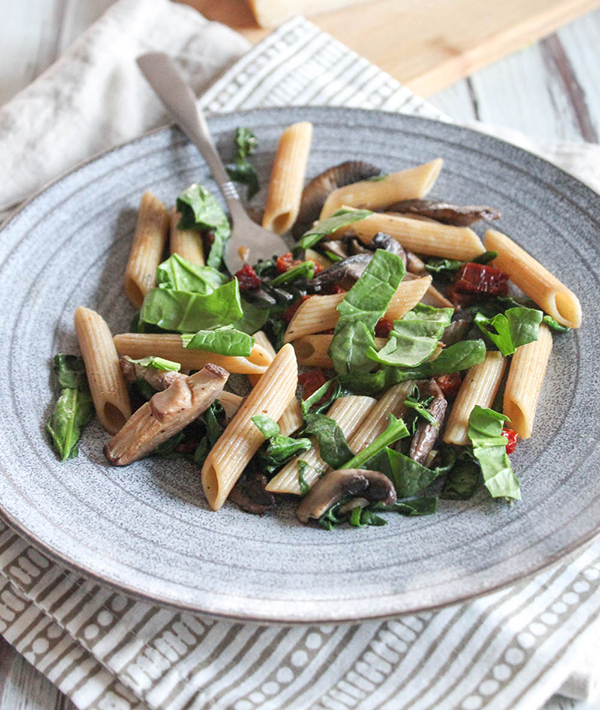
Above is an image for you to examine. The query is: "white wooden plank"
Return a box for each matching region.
[426,79,479,123]
[57,0,117,54]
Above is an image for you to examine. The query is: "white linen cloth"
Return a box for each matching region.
[0,2,599,709]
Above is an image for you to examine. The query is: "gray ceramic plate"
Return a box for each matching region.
[1,107,599,623]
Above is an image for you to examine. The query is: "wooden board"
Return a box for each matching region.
[182,0,600,96]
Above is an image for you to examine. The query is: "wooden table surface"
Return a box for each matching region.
[1,1,600,708]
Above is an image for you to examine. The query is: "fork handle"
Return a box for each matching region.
[136,52,247,221]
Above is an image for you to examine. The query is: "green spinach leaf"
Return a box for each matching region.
[365,447,442,497]
[543,315,570,333]
[297,460,312,497]
[270,260,315,285]
[235,300,270,335]
[304,413,354,469]
[157,254,227,293]
[474,306,542,356]
[259,436,312,475]
[372,497,438,516]
[341,414,409,470]
[204,401,226,446]
[176,184,231,268]
[252,415,280,439]
[181,326,254,356]
[124,356,181,372]
[226,128,259,199]
[300,208,374,249]
[441,458,481,499]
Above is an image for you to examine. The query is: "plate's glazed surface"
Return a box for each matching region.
[0,107,599,623]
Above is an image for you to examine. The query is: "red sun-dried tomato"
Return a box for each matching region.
[501,428,518,454]
[276,252,300,274]
[234,263,262,291]
[434,372,463,399]
[281,295,311,323]
[299,370,328,399]
[454,262,509,296]
[375,318,394,338]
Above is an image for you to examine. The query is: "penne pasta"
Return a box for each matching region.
[403,273,454,308]
[284,276,432,343]
[350,212,484,261]
[124,191,170,309]
[320,160,443,218]
[485,229,582,329]
[74,307,131,435]
[113,333,272,375]
[293,334,387,369]
[202,344,298,511]
[266,395,377,495]
[218,391,244,420]
[169,208,204,265]
[249,331,304,436]
[443,351,507,446]
[262,122,313,234]
[503,324,553,438]
[347,382,416,453]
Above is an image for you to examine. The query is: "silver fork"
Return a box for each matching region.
[137,52,289,274]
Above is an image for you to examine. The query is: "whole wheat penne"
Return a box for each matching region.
[113,333,272,375]
[293,334,388,369]
[263,122,313,234]
[503,325,552,438]
[169,208,204,265]
[485,229,581,328]
[124,191,170,308]
[351,212,484,261]
[443,351,507,446]
[266,395,377,495]
[219,391,244,420]
[320,160,443,218]
[74,307,131,435]
[248,331,303,435]
[284,276,432,343]
[202,344,298,510]
[348,382,417,453]
[403,273,455,308]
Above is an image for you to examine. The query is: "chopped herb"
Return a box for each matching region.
[297,460,311,497]
[270,260,315,286]
[543,315,570,333]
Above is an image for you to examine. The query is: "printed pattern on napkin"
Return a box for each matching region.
[1,12,599,710]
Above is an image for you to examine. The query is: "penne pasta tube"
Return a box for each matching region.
[262,122,313,234]
[503,324,552,438]
[485,229,582,329]
[113,333,272,375]
[348,382,417,453]
[218,391,244,420]
[293,335,387,369]
[352,212,485,261]
[266,395,376,495]
[248,331,302,436]
[124,191,170,308]
[443,351,507,446]
[74,307,132,435]
[404,273,455,309]
[169,208,204,265]
[320,160,443,218]
[202,344,298,510]
[284,276,432,343]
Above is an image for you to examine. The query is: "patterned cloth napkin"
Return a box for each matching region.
[1,2,600,709]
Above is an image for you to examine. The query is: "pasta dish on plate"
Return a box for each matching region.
[45,120,581,530]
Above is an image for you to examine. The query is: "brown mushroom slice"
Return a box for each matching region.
[229,470,275,515]
[296,469,396,524]
[105,364,229,466]
[293,161,381,236]
[368,232,407,261]
[405,251,427,275]
[386,200,501,227]
[441,318,472,346]
[409,381,448,466]
[120,356,186,392]
[306,253,372,293]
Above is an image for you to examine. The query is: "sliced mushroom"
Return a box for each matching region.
[229,469,275,515]
[120,356,186,392]
[368,232,406,260]
[305,253,372,293]
[405,251,427,275]
[386,200,501,227]
[409,381,448,466]
[294,161,381,236]
[105,364,229,466]
[296,468,396,523]
[441,318,472,346]
[320,239,349,260]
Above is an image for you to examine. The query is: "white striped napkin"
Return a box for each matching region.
[1,7,600,710]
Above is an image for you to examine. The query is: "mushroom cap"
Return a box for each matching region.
[296,468,396,524]
[385,199,501,227]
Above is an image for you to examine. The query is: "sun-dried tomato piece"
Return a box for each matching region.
[374,318,394,338]
[453,262,509,297]
[299,370,328,398]
[235,263,262,291]
[501,427,518,454]
[281,295,311,323]
[434,372,463,399]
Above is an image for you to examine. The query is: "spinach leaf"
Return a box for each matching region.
[468,406,520,500]
[372,497,438,516]
[204,401,226,446]
[297,460,311,497]
[472,250,498,265]
[341,414,409,470]
[367,304,453,368]
[124,356,181,372]
[349,507,387,527]
[140,279,243,333]
[365,448,442,497]
[270,261,315,286]
[157,254,227,293]
[304,413,354,469]
[181,326,254,356]
[176,184,231,268]
[235,300,270,335]
[441,458,481,500]
[329,249,405,374]
[301,378,335,416]
[300,378,350,416]
[300,209,374,250]
[149,432,185,458]
[252,415,280,439]
[388,339,487,383]
[259,436,312,475]
[543,315,570,333]
[424,258,463,275]
[226,128,259,199]
[46,355,93,461]
[405,387,437,429]
[193,437,210,467]
[474,306,542,356]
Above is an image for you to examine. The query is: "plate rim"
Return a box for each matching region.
[2,105,599,623]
